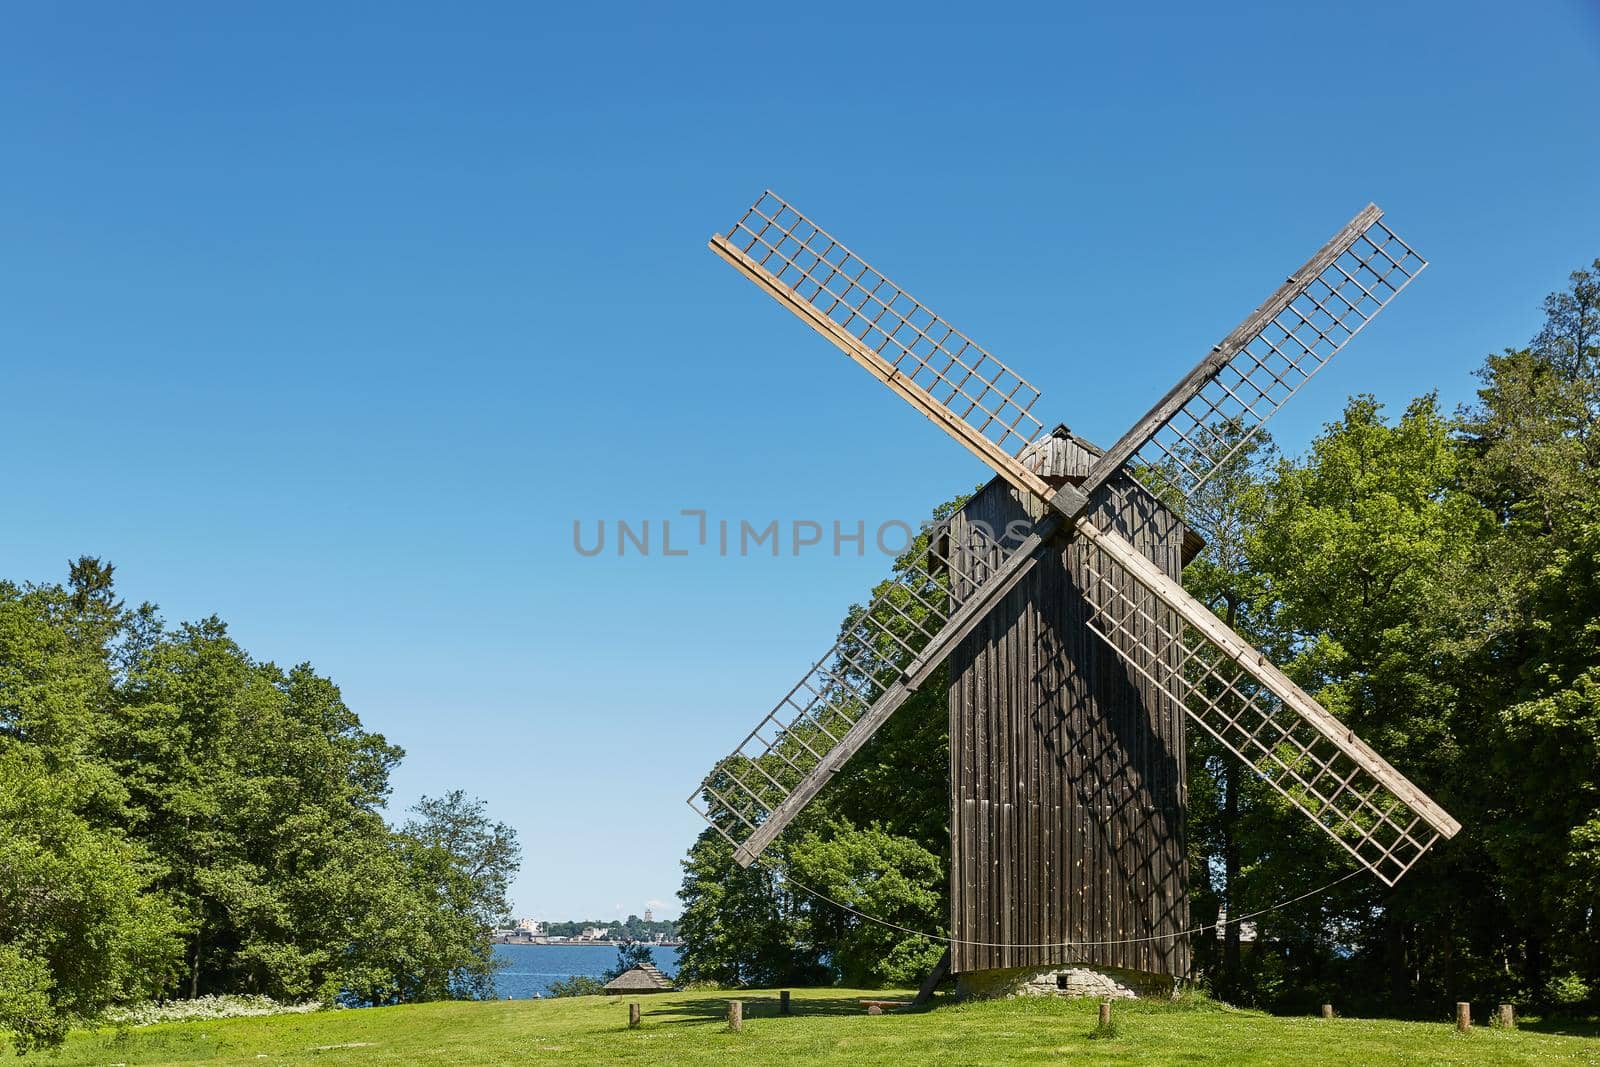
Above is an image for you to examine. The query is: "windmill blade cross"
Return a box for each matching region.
[694,190,1456,885]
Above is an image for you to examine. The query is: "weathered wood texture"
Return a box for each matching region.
[948,434,1190,977]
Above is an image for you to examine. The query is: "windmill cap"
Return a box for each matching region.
[1019,424,1102,487]
[1017,424,1206,563]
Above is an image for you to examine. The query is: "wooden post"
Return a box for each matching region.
[779,990,791,1016]
[1497,1003,1515,1029]
[1099,1001,1112,1028]
[727,1000,743,1031]
[1321,1003,1334,1021]
[1456,1001,1471,1033]
[628,1002,640,1028]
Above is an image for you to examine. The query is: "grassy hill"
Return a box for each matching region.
[49,988,1600,1066]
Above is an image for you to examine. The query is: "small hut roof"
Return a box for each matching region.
[602,963,674,993]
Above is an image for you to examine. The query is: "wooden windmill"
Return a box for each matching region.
[689,191,1460,994]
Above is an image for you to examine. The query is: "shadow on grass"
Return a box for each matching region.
[1518,1016,1600,1039]
[646,994,916,1025]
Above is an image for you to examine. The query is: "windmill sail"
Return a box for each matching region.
[1083,205,1426,503]
[1073,518,1459,885]
[690,517,1054,865]
[710,193,1055,500]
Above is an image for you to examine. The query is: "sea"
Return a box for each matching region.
[490,943,682,1000]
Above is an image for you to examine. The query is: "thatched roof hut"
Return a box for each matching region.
[602,963,674,994]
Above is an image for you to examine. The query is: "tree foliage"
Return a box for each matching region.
[0,562,520,1051]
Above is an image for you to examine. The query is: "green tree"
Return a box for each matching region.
[1164,425,1279,1001]
[546,975,605,998]
[1454,266,1600,1005]
[394,791,522,1000]
[0,747,182,1052]
[676,830,828,988]
[786,821,944,987]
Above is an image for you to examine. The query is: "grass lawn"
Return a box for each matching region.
[47,988,1600,1066]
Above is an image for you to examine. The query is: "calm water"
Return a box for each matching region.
[490,943,681,999]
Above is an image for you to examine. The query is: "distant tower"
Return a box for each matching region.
[643,908,654,923]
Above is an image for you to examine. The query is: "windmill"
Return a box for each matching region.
[688,191,1460,996]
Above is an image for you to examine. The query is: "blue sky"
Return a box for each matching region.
[3,3,1597,920]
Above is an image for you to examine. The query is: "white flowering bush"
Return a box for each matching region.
[103,994,324,1027]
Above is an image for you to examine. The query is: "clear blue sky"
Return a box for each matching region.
[3,3,1597,921]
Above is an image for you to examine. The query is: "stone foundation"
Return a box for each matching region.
[956,965,1177,1001]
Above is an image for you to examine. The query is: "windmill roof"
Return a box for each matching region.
[602,963,674,992]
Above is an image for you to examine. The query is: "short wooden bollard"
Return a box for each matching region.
[1321,1003,1334,1021]
[1098,1001,1112,1028]
[727,1000,743,1031]
[1497,1003,1515,1029]
[628,1002,640,1028]
[779,990,791,1016]
[1456,1001,1471,1032]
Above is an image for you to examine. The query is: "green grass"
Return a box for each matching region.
[44,988,1600,1066]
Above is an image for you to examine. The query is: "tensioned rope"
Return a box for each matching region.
[755,853,1363,950]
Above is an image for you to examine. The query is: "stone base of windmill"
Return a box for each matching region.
[956,965,1176,1001]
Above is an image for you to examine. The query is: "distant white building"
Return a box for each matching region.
[582,926,609,941]
[516,918,544,935]
[643,908,654,923]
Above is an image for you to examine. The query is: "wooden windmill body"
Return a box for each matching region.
[945,428,1197,987]
[690,192,1463,998]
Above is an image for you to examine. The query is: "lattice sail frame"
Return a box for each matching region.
[1133,219,1426,502]
[721,191,1045,456]
[1075,521,1441,886]
[688,520,1023,855]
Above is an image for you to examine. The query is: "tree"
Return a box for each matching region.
[676,830,827,988]
[106,617,418,1003]
[676,504,962,989]
[1531,259,1600,384]
[787,821,944,987]
[0,557,527,1042]
[396,791,523,1000]
[0,747,182,1052]
[1164,425,1278,1000]
[546,976,605,998]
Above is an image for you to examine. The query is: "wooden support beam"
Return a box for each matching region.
[913,947,951,1006]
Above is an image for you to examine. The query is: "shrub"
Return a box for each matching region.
[546,976,606,998]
